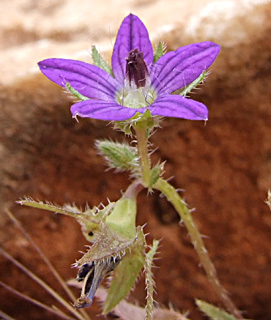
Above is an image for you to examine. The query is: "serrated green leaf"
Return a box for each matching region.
[196,300,239,320]
[103,233,145,314]
[153,41,166,63]
[92,46,113,76]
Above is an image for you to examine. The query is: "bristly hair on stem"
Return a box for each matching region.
[144,240,159,320]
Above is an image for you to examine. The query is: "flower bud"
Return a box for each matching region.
[95,139,139,173]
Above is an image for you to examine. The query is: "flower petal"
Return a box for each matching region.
[71,100,138,121]
[38,58,119,100]
[112,14,153,83]
[148,94,208,120]
[150,42,220,94]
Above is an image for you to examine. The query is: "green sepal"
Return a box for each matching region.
[75,223,137,268]
[65,82,89,101]
[114,121,133,135]
[115,110,160,136]
[91,46,113,76]
[179,71,208,97]
[153,41,166,63]
[76,195,138,267]
[133,109,156,130]
[196,300,246,320]
[114,112,146,136]
[103,231,145,314]
[96,140,139,173]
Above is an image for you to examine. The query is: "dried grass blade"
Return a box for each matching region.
[0,247,85,320]
[0,280,74,320]
[5,209,90,320]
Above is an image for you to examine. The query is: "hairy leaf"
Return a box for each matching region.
[103,232,145,314]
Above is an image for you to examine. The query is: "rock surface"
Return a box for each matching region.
[1,0,271,319]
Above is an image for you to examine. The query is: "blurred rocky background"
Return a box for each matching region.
[1,0,271,319]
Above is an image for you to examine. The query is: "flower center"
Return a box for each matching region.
[116,49,157,109]
[116,84,157,109]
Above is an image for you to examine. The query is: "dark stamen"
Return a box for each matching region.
[126,49,149,88]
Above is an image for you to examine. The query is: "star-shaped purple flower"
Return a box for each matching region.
[38,14,220,121]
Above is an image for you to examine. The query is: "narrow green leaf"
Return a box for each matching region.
[153,42,166,63]
[17,198,82,217]
[17,198,113,242]
[179,71,208,97]
[196,300,240,320]
[91,46,113,76]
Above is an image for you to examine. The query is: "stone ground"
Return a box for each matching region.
[1,0,271,319]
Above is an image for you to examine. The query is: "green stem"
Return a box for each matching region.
[153,178,243,319]
[134,124,151,188]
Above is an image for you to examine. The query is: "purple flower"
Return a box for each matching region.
[38,14,220,121]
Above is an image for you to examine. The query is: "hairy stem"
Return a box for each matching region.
[144,240,159,320]
[134,124,151,188]
[153,178,243,319]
